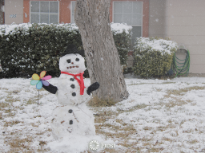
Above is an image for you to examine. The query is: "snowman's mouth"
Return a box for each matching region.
[67,66,79,69]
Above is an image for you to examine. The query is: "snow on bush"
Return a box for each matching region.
[135,37,178,55]
[0,22,131,36]
[133,37,178,78]
[110,23,132,34]
[0,23,131,78]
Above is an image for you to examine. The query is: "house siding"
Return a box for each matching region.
[166,0,205,73]
[59,0,71,23]
[22,0,149,37]
[5,0,23,24]
[0,0,4,24]
[23,0,29,23]
[150,0,205,74]
[149,0,167,38]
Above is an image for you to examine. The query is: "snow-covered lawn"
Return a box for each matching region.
[0,77,205,152]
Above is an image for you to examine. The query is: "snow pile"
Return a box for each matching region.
[135,37,178,55]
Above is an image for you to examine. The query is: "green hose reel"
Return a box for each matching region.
[172,49,190,77]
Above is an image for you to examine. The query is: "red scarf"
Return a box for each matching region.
[61,71,85,95]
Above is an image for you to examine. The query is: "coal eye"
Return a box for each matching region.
[75,58,79,61]
[67,59,71,63]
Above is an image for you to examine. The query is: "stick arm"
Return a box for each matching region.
[43,84,58,94]
[87,82,100,95]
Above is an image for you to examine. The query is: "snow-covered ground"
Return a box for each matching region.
[0,77,205,152]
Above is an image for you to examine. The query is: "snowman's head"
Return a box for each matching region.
[59,53,86,74]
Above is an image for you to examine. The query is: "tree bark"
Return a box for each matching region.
[75,0,129,102]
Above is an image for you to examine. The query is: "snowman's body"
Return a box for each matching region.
[51,104,95,139]
[46,52,98,140]
[57,74,90,106]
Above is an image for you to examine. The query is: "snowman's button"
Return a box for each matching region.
[70,78,75,81]
[69,120,73,125]
[68,109,73,113]
[71,84,75,89]
[72,92,76,96]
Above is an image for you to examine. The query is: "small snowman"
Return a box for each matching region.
[43,44,99,139]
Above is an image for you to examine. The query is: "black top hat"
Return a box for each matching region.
[60,44,84,57]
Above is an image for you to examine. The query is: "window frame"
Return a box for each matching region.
[30,1,60,24]
[112,1,144,50]
[112,1,143,36]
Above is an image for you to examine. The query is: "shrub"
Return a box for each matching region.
[111,23,132,65]
[0,23,81,78]
[0,23,131,78]
[133,37,178,78]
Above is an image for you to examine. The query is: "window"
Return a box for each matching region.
[113,1,143,48]
[71,1,76,23]
[30,1,59,24]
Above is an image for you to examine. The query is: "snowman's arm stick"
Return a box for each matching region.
[87,82,100,95]
[43,84,58,94]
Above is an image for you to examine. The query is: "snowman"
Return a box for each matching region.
[43,44,99,139]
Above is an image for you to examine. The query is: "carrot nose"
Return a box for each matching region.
[71,62,74,64]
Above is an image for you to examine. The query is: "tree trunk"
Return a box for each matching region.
[75,0,129,102]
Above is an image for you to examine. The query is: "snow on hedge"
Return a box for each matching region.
[135,37,178,55]
[0,23,78,35]
[0,22,132,36]
[110,23,132,34]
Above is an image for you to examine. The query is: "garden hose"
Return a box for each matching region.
[172,49,190,77]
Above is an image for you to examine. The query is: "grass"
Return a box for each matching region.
[94,108,138,150]
[89,84,205,152]
[0,102,10,109]
[166,86,205,96]
[155,86,205,109]
[1,80,205,152]
[125,103,149,112]
[27,99,37,105]
[88,96,117,107]
[128,81,175,86]
[0,89,52,152]
[88,85,205,152]
[4,135,34,152]
[4,120,22,127]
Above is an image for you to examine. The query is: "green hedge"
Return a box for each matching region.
[113,31,131,65]
[0,23,131,78]
[133,37,178,78]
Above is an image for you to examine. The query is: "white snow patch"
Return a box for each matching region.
[135,37,178,55]
[110,22,132,34]
[0,77,205,152]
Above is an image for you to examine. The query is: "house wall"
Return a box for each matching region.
[0,0,4,24]
[149,0,167,38]
[110,0,149,37]
[5,0,23,24]
[23,0,149,37]
[151,0,205,74]
[23,0,71,23]
[165,0,205,73]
